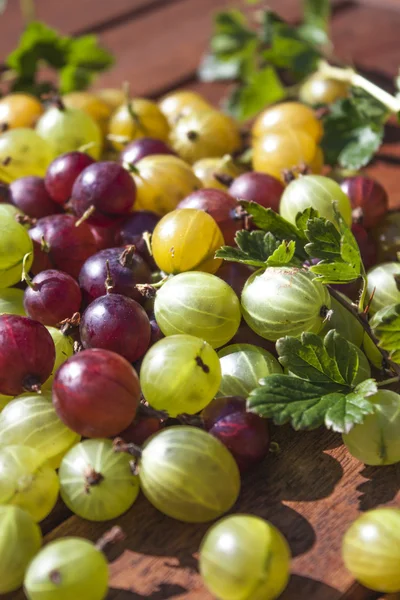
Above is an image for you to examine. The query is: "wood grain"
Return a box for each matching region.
[6,426,400,600]
[0,0,179,60]
[91,0,353,96]
[2,1,400,599]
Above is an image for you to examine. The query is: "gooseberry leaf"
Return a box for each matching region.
[216,230,291,268]
[248,331,377,432]
[225,66,286,121]
[277,330,360,387]
[209,10,257,62]
[306,206,362,283]
[239,201,307,257]
[6,21,113,95]
[262,21,320,79]
[370,303,400,364]
[295,207,319,238]
[299,0,331,47]
[321,94,386,169]
[267,240,296,266]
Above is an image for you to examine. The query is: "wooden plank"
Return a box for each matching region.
[90,0,324,96]
[330,4,400,78]
[7,426,400,600]
[0,0,178,61]
[355,0,400,12]
[89,0,399,97]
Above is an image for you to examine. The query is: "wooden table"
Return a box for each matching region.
[2,1,400,599]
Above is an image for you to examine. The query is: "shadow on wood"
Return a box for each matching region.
[357,463,400,511]
[281,574,342,600]
[107,583,188,599]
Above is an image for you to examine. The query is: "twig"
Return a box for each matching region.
[318,60,400,114]
[328,285,400,377]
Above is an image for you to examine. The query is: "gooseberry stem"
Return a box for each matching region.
[318,60,400,114]
[358,273,368,313]
[21,252,36,290]
[142,231,153,256]
[137,403,168,421]
[105,260,115,294]
[119,245,137,268]
[113,437,142,458]
[75,205,96,227]
[377,376,400,387]
[328,285,400,378]
[95,526,126,553]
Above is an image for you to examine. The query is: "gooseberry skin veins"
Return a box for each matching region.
[241,267,331,341]
[0,444,59,523]
[279,174,352,227]
[59,439,140,521]
[139,426,240,523]
[0,392,80,469]
[217,343,282,397]
[154,271,241,348]
[140,334,222,416]
[366,262,400,314]
[152,208,224,275]
[24,537,109,600]
[0,214,33,288]
[199,513,291,600]
[342,389,400,465]
[342,508,400,593]
[0,505,42,594]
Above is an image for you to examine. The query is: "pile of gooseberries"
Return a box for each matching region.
[0,74,398,600]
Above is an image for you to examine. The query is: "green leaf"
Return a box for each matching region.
[295,207,319,238]
[216,230,281,267]
[59,65,93,94]
[248,375,339,429]
[277,330,360,387]
[324,381,377,433]
[370,304,400,364]
[300,0,331,46]
[262,21,320,79]
[337,125,383,170]
[210,9,257,61]
[259,11,286,45]
[305,216,342,260]
[306,206,362,284]
[6,21,113,95]
[7,21,68,78]
[321,94,386,169]
[240,201,299,237]
[224,66,286,121]
[240,201,308,259]
[267,240,296,266]
[197,53,241,82]
[247,330,377,432]
[66,35,114,71]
